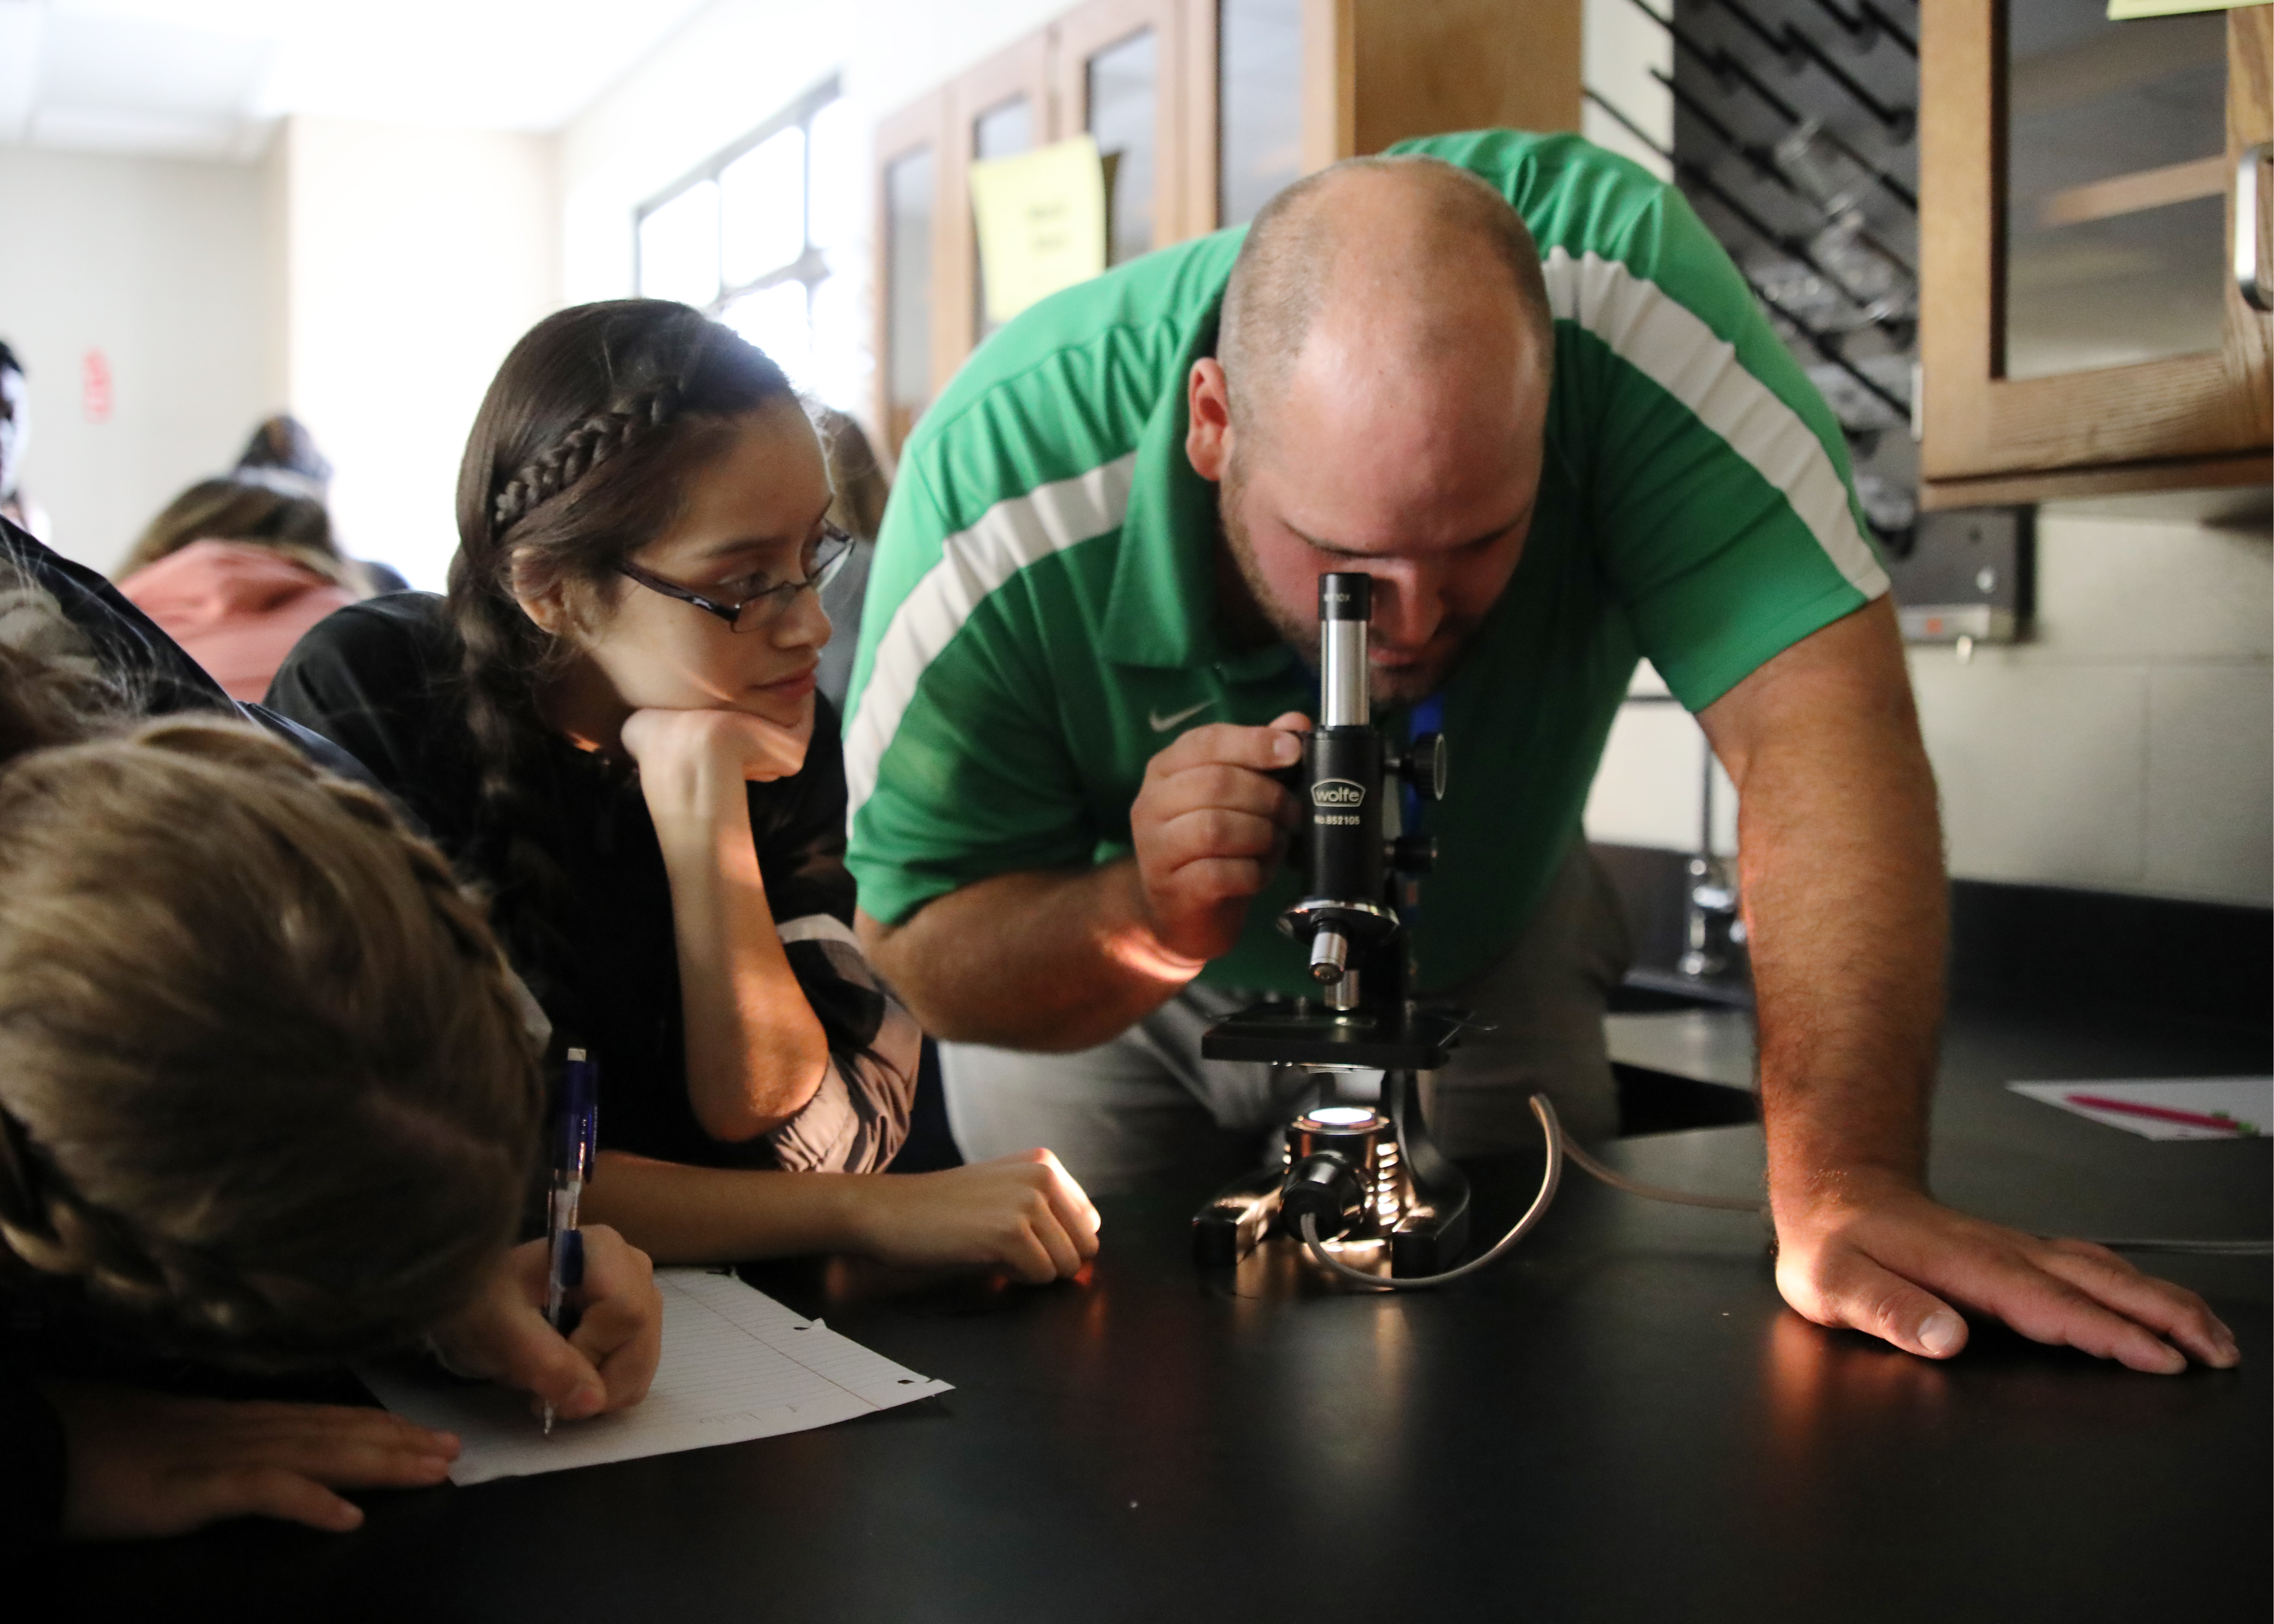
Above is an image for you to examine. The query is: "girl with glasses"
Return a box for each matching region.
[269,301,1098,1281]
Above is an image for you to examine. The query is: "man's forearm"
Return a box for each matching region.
[1702,599,1947,1207]
[859,861,1204,1051]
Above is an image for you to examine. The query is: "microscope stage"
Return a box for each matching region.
[1200,1003,1463,1070]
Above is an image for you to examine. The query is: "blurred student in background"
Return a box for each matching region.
[812,408,887,723]
[0,343,51,545]
[115,476,362,703]
[229,413,412,596]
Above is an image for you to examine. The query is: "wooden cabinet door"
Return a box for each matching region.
[1056,0,1196,257]
[946,35,1056,358]
[873,90,950,457]
[1920,1,2272,505]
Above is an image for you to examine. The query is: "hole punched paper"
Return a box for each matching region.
[359,1269,953,1485]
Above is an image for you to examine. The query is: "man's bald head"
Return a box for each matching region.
[1217,154,1553,442]
[1188,155,1555,705]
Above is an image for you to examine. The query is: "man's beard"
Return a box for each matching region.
[1215,461,1472,708]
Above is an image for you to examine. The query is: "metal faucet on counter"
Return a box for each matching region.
[1191,572,1469,1279]
[1680,743,1745,981]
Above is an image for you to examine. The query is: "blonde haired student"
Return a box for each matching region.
[0,526,663,1541]
[269,301,1099,1278]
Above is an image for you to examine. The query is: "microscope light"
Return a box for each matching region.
[1302,1106,1381,1129]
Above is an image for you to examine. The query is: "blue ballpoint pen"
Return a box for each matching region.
[541,1047,599,1436]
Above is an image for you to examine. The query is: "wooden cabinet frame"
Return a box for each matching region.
[1056,0,1193,246]
[1919,1,2272,508]
[872,89,951,456]
[944,36,1056,361]
[872,0,1580,455]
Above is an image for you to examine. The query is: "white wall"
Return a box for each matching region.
[1586,509,2274,909]
[1910,511,2271,906]
[1581,0,1672,181]
[0,145,275,573]
[275,115,560,590]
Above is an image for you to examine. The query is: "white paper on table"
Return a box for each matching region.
[358,1268,952,1485]
[2006,1077,2274,1140]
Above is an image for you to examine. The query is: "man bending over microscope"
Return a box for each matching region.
[844,131,2235,1374]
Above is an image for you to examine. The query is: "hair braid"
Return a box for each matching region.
[445,301,795,1008]
[490,382,683,533]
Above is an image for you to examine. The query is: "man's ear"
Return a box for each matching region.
[1186,358,1235,484]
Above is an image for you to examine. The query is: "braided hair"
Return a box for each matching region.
[446,300,796,994]
[0,671,543,1366]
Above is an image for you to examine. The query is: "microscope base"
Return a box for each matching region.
[1191,1065,1472,1278]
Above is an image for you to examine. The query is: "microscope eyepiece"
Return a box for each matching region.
[1318,572,1371,621]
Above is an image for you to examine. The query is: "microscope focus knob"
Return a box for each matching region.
[1389,835,1437,873]
[1399,732,1448,802]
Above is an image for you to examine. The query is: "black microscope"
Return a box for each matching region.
[1191,571,1472,1279]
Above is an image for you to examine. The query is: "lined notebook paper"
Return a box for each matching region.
[360,1268,952,1485]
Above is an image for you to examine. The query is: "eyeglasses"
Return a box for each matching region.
[616,526,854,633]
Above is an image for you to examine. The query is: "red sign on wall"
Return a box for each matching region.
[82,349,112,424]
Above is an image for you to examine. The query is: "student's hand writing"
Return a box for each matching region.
[850,1149,1102,1284]
[42,1382,457,1538]
[1773,1172,2240,1373]
[1129,711,1308,964]
[427,1228,664,1421]
[622,704,811,796]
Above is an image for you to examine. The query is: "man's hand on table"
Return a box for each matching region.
[1772,1171,2240,1373]
[1128,712,1308,963]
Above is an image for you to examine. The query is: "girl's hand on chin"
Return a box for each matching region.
[621,706,812,786]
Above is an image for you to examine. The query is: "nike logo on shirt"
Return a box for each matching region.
[1148,699,1217,731]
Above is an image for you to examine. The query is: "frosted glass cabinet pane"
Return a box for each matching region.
[1087,28,1158,265]
[886,148,935,414]
[2002,1,2229,380]
[974,96,1033,161]
[973,96,1036,342]
[1219,0,1303,226]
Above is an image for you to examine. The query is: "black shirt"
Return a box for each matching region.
[266,593,890,1171]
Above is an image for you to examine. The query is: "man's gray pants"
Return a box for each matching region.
[941,842,1632,1195]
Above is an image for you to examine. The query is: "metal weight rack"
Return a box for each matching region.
[1589,0,1923,558]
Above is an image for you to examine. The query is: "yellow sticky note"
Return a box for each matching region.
[2107,0,2250,18]
[968,134,1109,326]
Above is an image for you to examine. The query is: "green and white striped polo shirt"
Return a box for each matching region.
[844,128,1887,1000]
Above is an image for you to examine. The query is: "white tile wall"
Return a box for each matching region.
[1907,655,2149,885]
[1585,510,2274,908]
[2144,663,2273,901]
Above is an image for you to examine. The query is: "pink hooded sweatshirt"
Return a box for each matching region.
[118,539,356,702]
